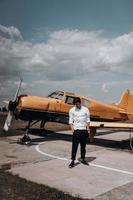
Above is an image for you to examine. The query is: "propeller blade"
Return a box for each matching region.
[3,78,22,132]
[3,111,13,131]
[3,100,9,104]
[13,78,22,102]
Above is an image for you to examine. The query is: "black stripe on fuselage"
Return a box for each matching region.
[17,109,122,124]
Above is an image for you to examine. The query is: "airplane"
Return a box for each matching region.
[3,80,133,147]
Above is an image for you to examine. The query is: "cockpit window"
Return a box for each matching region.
[48,91,64,100]
[48,92,58,98]
[65,96,79,105]
[57,93,64,100]
[82,99,90,108]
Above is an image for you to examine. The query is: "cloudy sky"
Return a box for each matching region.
[0,0,133,105]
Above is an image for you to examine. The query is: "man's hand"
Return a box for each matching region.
[70,124,74,133]
[86,129,89,136]
[86,122,90,138]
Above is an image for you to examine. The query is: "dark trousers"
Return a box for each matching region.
[71,129,88,161]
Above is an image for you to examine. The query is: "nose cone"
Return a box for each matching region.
[8,100,17,112]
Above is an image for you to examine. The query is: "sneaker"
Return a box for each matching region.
[68,161,75,168]
[81,159,89,165]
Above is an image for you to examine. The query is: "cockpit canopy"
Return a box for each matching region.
[48,91,64,100]
[48,90,90,108]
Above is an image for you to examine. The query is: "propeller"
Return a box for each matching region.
[3,100,9,104]
[3,79,22,131]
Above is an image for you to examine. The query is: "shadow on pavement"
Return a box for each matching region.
[13,128,132,151]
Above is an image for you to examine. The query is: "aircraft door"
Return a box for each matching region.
[60,96,79,113]
[48,99,61,112]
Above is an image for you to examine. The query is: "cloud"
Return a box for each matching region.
[0,25,133,100]
[101,80,133,92]
[1,27,133,78]
[0,24,23,40]
[101,83,109,93]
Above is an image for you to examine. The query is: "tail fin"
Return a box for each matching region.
[118,90,133,112]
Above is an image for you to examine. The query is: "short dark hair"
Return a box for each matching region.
[74,97,81,104]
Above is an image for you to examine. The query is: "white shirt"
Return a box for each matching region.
[69,106,90,130]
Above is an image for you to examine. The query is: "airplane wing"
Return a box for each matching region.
[90,121,133,129]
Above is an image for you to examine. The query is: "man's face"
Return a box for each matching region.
[75,102,81,109]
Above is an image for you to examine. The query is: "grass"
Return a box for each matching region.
[0,113,89,200]
[0,169,91,200]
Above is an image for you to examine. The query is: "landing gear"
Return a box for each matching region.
[89,127,96,143]
[18,120,47,144]
[129,129,133,150]
[18,121,31,145]
[40,120,47,136]
[21,129,31,145]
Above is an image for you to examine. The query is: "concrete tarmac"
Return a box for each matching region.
[0,130,133,199]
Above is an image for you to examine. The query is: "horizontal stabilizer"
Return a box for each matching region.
[90,121,133,129]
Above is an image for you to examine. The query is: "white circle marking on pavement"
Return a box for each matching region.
[35,141,69,161]
[35,141,133,176]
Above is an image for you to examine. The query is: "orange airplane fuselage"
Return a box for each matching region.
[11,90,133,124]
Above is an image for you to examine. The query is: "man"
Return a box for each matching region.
[69,97,90,168]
